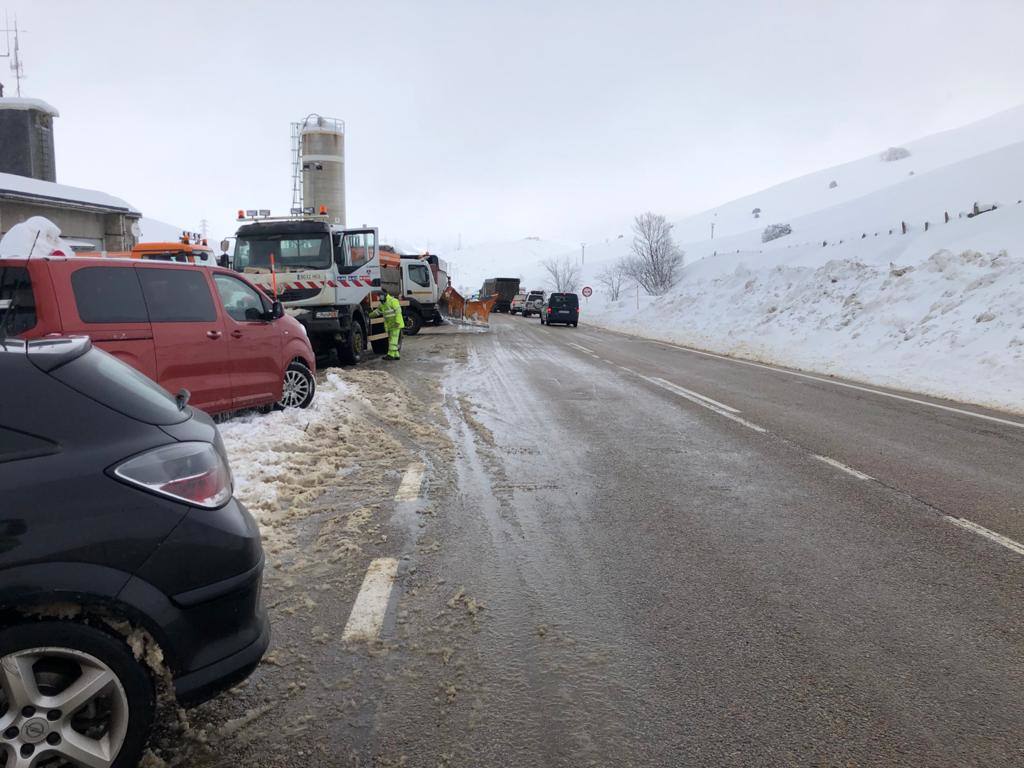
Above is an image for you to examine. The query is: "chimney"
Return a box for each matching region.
[0,98,58,181]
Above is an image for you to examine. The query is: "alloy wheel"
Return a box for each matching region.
[279,368,311,409]
[0,646,129,767]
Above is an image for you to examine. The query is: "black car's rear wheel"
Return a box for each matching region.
[0,622,155,768]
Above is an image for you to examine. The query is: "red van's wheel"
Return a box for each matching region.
[276,361,316,409]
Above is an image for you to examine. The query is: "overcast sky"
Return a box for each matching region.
[4,0,1024,249]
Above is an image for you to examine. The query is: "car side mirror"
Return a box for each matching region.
[270,300,285,320]
[220,239,230,253]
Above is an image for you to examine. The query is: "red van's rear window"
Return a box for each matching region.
[0,266,36,336]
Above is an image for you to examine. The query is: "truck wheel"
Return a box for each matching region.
[276,361,316,409]
[338,322,364,365]
[0,621,156,768]
[404,311,423,336]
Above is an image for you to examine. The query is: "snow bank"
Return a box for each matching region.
[216,372,355,517]
[0,215,78,258]
[589,241,1024,413]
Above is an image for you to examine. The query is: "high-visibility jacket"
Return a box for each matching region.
[373,293,405,331]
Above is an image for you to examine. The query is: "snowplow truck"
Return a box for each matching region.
[232,214,386,363]
[481,277,520,313]
[379,247,444,335]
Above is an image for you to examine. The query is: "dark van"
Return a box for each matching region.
[540,292,580,327]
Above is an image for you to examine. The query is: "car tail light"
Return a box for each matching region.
[113,442,233,509]
[547,307,552,314]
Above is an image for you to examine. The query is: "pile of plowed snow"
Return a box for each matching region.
[597,245,1024,412]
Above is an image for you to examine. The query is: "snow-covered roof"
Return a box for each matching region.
[0,98,59,117]
[0,171,139,214]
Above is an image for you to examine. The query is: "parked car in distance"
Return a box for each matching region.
[509,292,527,314]
[1,255,317,415]
[522,290,545,318]
[540,292,580,326]
[0,336,269,767]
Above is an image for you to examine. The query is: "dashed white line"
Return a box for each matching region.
[812,454,874,480]
[639,375,766,433]
[646,340,1024,431]
[341,557,400,642]
[943,517,1024,557]
[395,462,425,501]
[647,377,741,413]
[567,342,597,355]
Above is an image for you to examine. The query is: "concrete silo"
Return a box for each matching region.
[296,114,345,226]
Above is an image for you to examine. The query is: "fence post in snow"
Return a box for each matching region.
[945,211,950,223]
[901,221,908,234]
[924,221,930,232]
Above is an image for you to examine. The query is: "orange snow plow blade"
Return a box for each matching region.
[441,286,497,325]
[465,295,497,324]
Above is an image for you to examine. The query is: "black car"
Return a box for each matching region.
[540,292,580,326]
[0,337,268,767]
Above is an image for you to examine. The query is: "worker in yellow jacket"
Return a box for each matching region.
[371,285,405,361]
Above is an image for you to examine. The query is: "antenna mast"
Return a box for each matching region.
[0,15,26,97]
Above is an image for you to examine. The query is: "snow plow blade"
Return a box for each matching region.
[440,286,497,325]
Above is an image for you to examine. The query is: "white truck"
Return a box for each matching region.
[231,213,385,362]
[381,248,445,335]
[230,213,443,359]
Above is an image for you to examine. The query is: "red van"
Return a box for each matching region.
[0,256,317,414]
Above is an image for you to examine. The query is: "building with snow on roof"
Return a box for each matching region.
[0,97,141,251]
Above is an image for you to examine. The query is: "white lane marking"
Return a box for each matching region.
[640,374,767,433]
[567,342,597,355]
[943,517,1024,557]
[648,377,741,413]
[395,462,425,502]
[646,341,1024,431]
[812,454,874,480]
[342,558,400,642]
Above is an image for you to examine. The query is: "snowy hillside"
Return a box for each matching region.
[672,103,1024,248]
[577,105,1024,413]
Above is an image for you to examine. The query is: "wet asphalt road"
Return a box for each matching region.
[370,315,1023,767]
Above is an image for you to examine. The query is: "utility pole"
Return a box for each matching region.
[581,243,585,266]
[710,212,717,240]
[1,16,26,97]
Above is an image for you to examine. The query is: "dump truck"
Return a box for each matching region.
[230,211,384,362]
[480,277,520,313]
[379,247,444,335]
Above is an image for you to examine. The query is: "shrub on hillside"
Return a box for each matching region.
[761,223,792,243]
[880,146,911,162]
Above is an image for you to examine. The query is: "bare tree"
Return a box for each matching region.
[541,255,581,293]
[597,259,628,301]
[625,212,684,295]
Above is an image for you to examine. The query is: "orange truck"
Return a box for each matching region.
[76,233,221,266]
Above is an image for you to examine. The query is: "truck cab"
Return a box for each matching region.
[384,251,443,335]
[231,213,381,363]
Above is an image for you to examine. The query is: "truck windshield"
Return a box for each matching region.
[234,235,331,272]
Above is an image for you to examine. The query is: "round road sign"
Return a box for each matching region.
[582,286,593,297]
